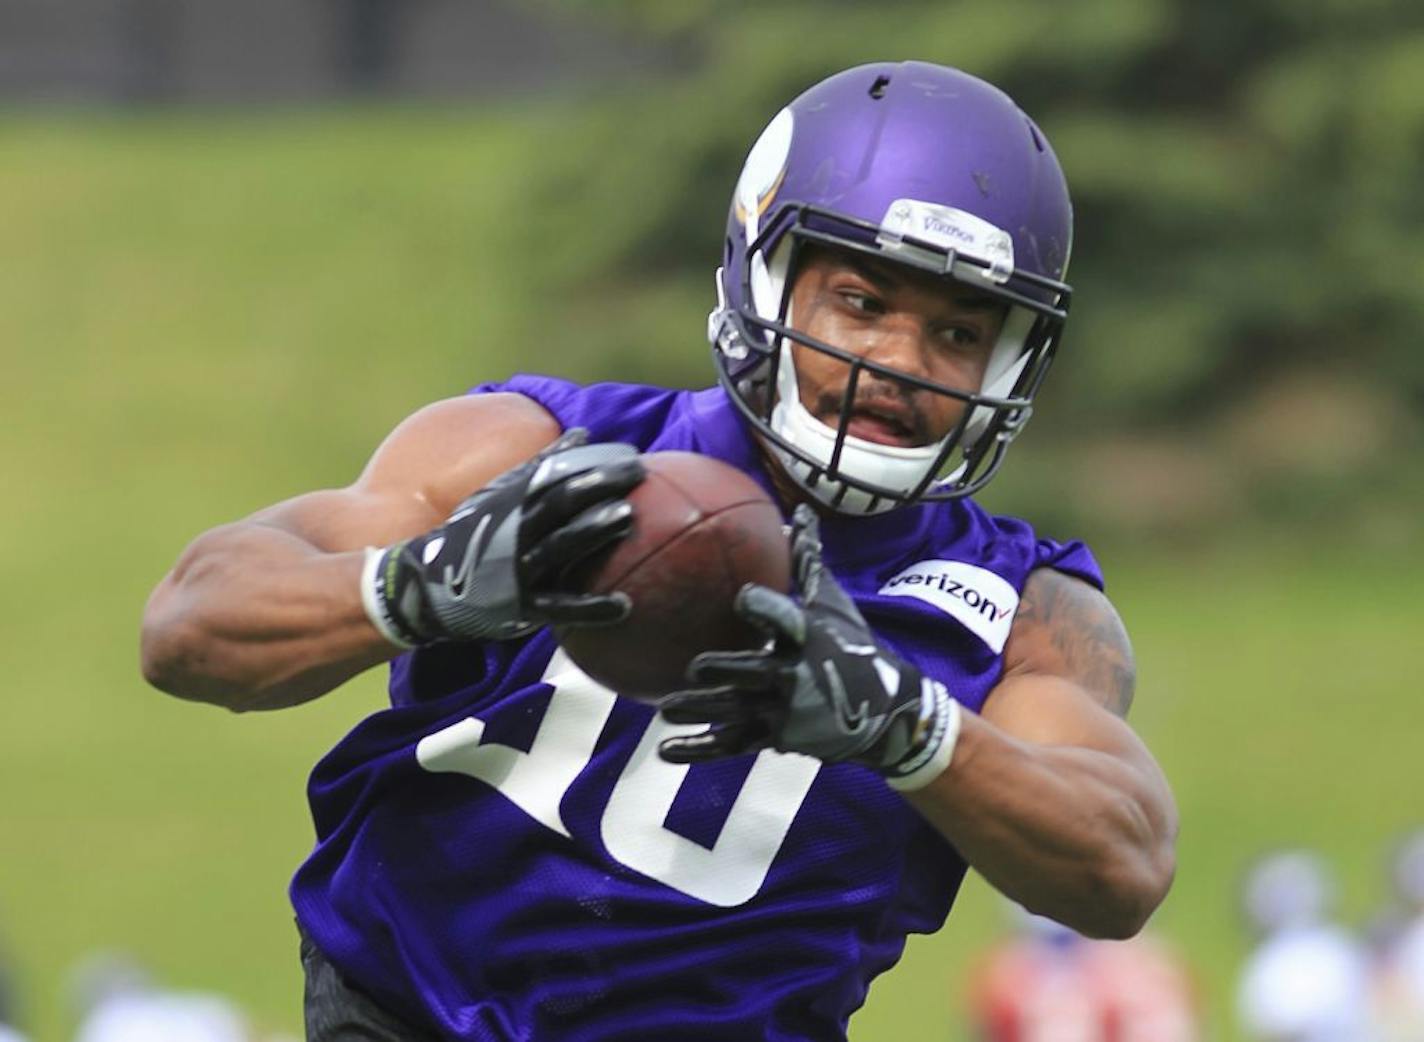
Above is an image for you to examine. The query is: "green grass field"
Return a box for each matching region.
[2,112,1419,1041]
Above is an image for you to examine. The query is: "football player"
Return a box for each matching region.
[143,61,1178,1041]
[1236,850,1373,1042]
[970,906,1200,1042]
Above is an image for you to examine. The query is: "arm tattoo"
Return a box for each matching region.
[1013,570,1136,717]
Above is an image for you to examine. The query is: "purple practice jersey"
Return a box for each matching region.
[291,376,1104,1042]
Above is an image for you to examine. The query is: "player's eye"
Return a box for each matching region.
[839,290,884,315]
[937,324,984,349]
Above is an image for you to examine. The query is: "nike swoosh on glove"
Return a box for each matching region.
[363,427,644,647]
[657,503,962,790]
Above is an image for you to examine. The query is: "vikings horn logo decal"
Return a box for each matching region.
[734,108,793,241]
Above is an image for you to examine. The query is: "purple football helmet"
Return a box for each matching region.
[708,61,1073,513]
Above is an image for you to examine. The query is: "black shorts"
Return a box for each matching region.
[299,927,440,1042]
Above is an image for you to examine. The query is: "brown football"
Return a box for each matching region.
[555,451,790,702]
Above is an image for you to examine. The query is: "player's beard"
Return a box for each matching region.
[810,377,937,448]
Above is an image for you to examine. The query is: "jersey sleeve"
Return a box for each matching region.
[1033,538,1105,591]
[972,505,1107,595]
[470,374,684,452]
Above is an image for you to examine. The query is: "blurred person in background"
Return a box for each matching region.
[969,905,1199,1042]
[1237,850,1374,1042]
[1368,829,1424,1040]
[141,60,1177,1041]
[69,951,254,1042]
[0,935,30,1042]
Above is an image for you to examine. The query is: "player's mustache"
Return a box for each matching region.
[812,380,935,445]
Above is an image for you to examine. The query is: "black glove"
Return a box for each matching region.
[658,504,962,789]
[363,428,644,646]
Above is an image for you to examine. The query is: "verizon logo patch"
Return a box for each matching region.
[878,560,1020,653]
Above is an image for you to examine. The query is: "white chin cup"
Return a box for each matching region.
[769,345,954,514]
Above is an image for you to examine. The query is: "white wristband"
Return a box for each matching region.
[360,546,416,650]
[886,680,962,792]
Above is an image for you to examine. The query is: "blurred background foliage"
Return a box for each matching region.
[2,0,1423,1039]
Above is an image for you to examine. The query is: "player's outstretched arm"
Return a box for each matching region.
[141,393,638,712]
[902,570,1178,939]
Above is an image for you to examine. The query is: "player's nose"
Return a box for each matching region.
[861,315,935,378]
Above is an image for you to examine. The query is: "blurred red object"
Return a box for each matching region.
[969,926,1199,1042]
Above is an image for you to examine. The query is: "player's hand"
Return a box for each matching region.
[363,428,644,646]
[657,504,961,789]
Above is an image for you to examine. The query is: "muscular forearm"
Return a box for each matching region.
[906,704,1176,938]
[141,522,396,711]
